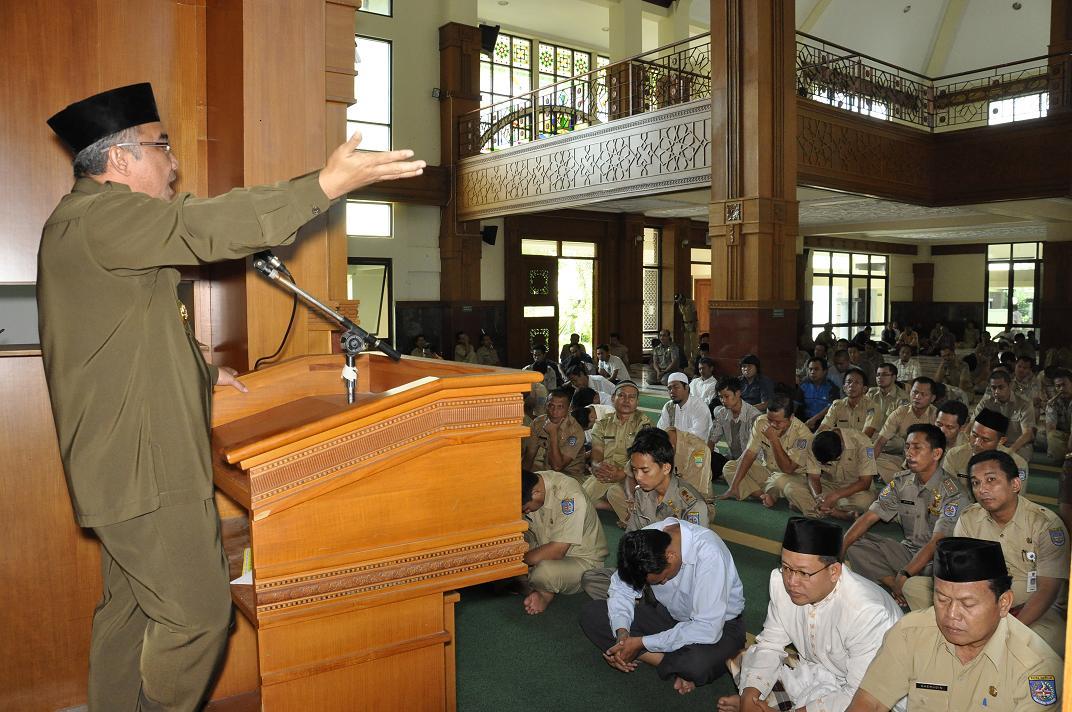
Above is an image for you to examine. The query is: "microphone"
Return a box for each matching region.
[252,250,293,279]
[339,317,403,362]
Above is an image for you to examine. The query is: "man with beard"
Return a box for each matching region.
[658,372,712,441]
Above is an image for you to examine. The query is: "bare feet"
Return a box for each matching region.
[673,676,696,695]
[760,493,776,508]
[716,694,741,712]
[826,507,859,521]
[716,488,740,501]
[522,590,554,615]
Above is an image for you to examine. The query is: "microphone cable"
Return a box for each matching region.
[254,293,299,370]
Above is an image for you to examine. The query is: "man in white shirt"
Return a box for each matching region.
[566,363,616,405]
[690,357,719,408]
[580,518,746,695]
[659,372,712,441]
[718,518,903,712]
[597,343,629,383]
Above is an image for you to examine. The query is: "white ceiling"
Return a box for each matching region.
[478,0,1051,75]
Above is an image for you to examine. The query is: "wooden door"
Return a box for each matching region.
[694,278,711,335]
[519,255,559,361]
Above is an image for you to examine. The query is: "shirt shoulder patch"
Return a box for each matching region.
[796,439,808,450]
[560,498,575,515]
[943,502,959,519]
[1049,529,1066,547]
[1028,675,1057,706]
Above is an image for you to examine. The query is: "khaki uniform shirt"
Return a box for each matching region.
[870,470,967,553]
[878,404,938,444]
[860,611,1062,711]
[867,384,910,429]
[526,470,608,565]
[937,359,973,392]
[745,415,820,475]
[1013,375,1041,406]
[955,497,1069,613]
[627,474,710,530]
[475,345,500,366]
[523,414,587,480]
[974,394,1036,447]
[670,428,713,500]
[591,411,652,468]
[608,342,630,366]
[942,443,1029,493]
[38,173,330,527]
[820,395,880,433]
[652,343,681,371]
[821,428,879,487]
[1044,394,1072,433]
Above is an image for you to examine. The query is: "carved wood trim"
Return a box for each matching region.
[254,535,528,612]
[804,235,919,255]
[246,395,523,504]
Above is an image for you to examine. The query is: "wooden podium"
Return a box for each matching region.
[208,353,540,711]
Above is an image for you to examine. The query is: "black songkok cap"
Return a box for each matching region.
[782,517,842,557]
[974,408,1010,435]
[934,537,1008,583]
[47,83,160,154]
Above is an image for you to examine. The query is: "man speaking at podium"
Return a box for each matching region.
[38,82,424,711]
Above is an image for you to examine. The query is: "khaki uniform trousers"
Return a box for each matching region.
[583,476,630,522]
[722,459,783,501]
[523,528,599,595]
[900,576,1066,654]
[846,534,933,610]
[1047,429,1069,462]
[781,475,876,519]
[90,499,233,712]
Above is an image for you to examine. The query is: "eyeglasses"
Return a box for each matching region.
[110,141,172,154]
[778,562,834,580]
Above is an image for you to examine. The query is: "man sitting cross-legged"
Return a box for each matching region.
[580,519,746,695]
[583,380,652,522]
[581,427,711,600]
[520,469,608,615]
[842,424,967,610]
[717,518,903,712]
[782,428,877,521]
[718,394,821,508]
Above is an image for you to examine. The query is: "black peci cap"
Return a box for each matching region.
[47,82,160,154]
[782,517,842,558]
[934,537,1008,583]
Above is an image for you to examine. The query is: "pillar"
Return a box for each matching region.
[1040,241,1072,348]
[707,0,798,384]
[438,22,482,301]
[610,0,643,61]
[658,0,695,47]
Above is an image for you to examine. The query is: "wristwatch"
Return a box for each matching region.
[897,569,911,579]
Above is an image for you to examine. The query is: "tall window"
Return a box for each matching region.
[519,239,596,351]
[481,31,532,108]
[810,251,887,341]
[347,258,393,342]
[349,36,391,151]
[985,243,1042,338]
[642,228,661,346]
[357,0,391,16]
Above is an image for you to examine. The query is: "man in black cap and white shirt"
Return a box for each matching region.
[718,518,903,712]
[39,83,424,710]
[847,537,1062,711]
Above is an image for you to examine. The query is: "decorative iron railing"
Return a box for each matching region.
[458,34,711,157]
[796,31,1071,131]
[458,31,1071,156]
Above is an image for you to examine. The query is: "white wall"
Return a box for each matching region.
[888,254,915,302]
[479,218,505,301]
[932,253,985,302]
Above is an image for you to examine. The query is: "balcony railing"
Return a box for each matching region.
[458,32,1071,157]
[796,31,1071,131]
[458,34,711,157]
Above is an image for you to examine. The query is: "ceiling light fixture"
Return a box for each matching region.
[903,5,911,12]
[602,26,609,32]
[1012,1,1022,8]
[497,0,508,5]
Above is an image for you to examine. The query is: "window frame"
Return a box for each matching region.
[356,0,392,17]
[346,257,394,345]
[349,34,392,152]
[642,227,662,346]
[809,249,889,341]
[983,242,1042,339]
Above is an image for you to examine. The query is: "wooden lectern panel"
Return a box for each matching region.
[210,354,538,709]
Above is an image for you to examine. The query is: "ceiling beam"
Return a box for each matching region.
[799,0,833,34]
[924,0,968,76]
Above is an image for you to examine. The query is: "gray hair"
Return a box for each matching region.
[72,126,141,178]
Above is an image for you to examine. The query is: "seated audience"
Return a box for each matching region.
[867,362,909,432]
[690,357,719,409]
[709,376,762,480]
[665,426,715,505]
[800,357,839,429]
[934,399,970,453]
[718,394,820,508]
[566,363,615,405]
[881,321,899,347]
[475,333,500,366]
[453,331,479,363]
[942,408,1028,496]
[828,349,851,390]
[819,367,879,437]
[934,346,972,394]
[783,428,877,521]
[581,428,711,600]
[872,377,938,482]
[973,369,1036,462]
[523,344,565,391]
[961,319,980,349]
[842,425,966,611]
[1044,367,1072,463]
[847,538,1062,711]
[815,323,837,352]
[559,333,585,364]
[893,345,920,384]
[596,343,628,382]
[895,324,919,351]
[739,354,775,412]
[658,372,712,441]
[1012,355,1042,408]
[607,332,631,367]
[717,518,902,712]
[583,381,652,522]
[903,451,1068,654]
[410,333,442,359]
[649,329,683,386]
[520,469,608,615]
[569,386,600,443]
[522,388,587,483]
[580,520,746,695]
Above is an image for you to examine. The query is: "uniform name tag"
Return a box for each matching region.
[914,683,948,691]
[1027,570,1038,593]
[900,499,915,505]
